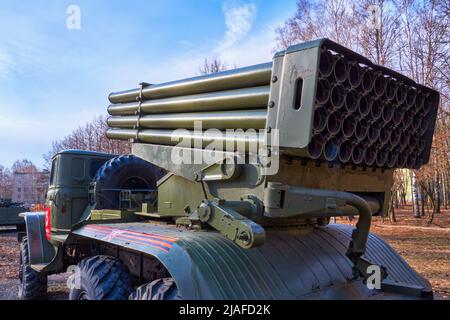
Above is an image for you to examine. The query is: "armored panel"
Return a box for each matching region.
[73,222,432,299]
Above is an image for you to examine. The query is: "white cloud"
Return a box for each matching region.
[217,20,280,67]
[218,1,257,51]
[134,3,285,82]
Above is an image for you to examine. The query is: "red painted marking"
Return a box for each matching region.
[85,225,173,248]
[86,225,176,248]
[116,234,170,253]
[85,226,170,253]
[87,224,178,242]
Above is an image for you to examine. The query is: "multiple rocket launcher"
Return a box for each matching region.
[106,63,270,150]
[309,48,436,169]
[106,39,439,170]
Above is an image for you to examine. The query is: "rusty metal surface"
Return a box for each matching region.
[73,222,431,300]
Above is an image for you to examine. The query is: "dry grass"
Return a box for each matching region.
[373,208,450,300]
[0,228,19,280]
[339,206,450,300]
[0,228,68,300]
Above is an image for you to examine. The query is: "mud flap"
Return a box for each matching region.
[20,212,59,272]
[72,222,433,300]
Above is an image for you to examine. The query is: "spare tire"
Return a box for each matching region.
[91,155,166,210]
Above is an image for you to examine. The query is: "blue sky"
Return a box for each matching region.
[0,0,296,169]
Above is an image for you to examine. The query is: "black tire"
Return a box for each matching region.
[69,255,132,300]
[129,278,181,300]
[18,237,47,300]
[92,155,166,209]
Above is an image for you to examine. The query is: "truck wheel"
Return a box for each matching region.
[129,278,181,300]
[69,255,132,300]
[92,155,166,209]
[18,237,48,300]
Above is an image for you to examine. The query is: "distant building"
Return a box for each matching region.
[11,170,50,207]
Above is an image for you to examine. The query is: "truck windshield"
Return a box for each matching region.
[49,158,56,186]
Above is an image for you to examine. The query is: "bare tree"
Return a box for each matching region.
[0,166,12,199]
[355,0,402,66]
[275,0,359,51]
[11,159,38,174]
[199,57,227,75]
[1,159,42,199]
[43,115,131,169]
[275,0,450,220]
[400,0,450,222]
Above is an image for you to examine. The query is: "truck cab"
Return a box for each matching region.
[46,150,115,237]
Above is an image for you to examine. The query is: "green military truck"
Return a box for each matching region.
[19,39,439,300]
[0,199,26,230]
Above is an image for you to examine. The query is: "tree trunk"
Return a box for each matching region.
[394,190,399,209]
[442,173,448,209]
[411,171,421,218]
[435,172,441,214]
[427,191,437,225]
[388,188,397,223]
[420,190,426,217]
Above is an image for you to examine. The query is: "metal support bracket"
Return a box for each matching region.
[264,182,386,280]
[133,82,151,142]
[354,256,388,282]
[197,199,265,249]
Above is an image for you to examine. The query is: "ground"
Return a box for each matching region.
[337,206,450,300]
[0,228,68,300]
[370,207,450,300]
[0,207,449,300]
